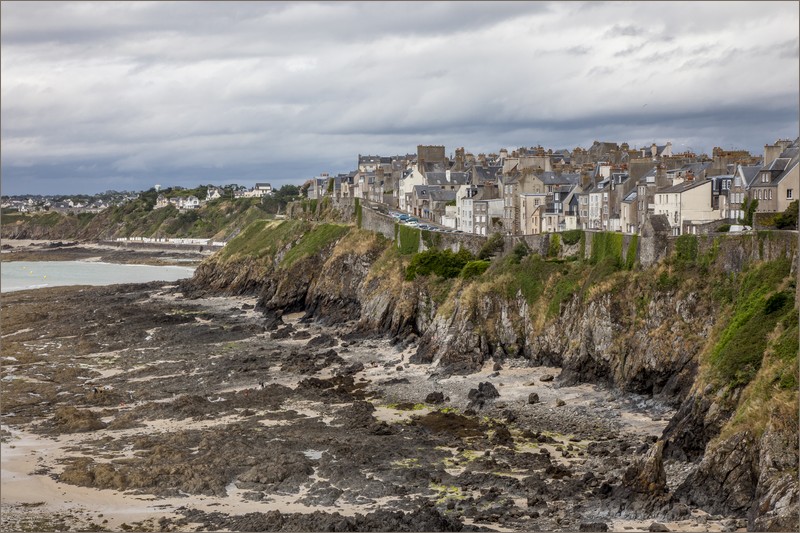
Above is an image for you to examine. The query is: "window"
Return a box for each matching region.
[674,212,679,224]
[788,189,794,199]
[769,189,772,200]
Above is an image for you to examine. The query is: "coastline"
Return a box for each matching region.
[1,282,742,532]
[0,239,213,267]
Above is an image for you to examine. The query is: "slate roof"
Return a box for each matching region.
[738,164,763,187]
[622,190,638,203]
[539,172,580,186]
[666,161,712,177]
[425,172,447,184]
[413,185,457,203]
[639,166,658,185]
[647,214,672,233]
[659,178,710,194]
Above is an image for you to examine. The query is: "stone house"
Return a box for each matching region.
[410,185,456,223]
[501,170,546,234]
[749,138,799,214]
[519,193,547,235]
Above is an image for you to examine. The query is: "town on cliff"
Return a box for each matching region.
[3,138,798,240]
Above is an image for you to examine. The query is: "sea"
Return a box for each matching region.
[0,261,196,293]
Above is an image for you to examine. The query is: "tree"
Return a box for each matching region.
[740,197,758,226]
[774,200,798,230]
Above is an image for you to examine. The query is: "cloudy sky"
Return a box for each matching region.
[2,1,798,195]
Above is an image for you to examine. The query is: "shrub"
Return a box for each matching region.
[406,248,475,280]
[511,242,529,263]
[764,291,792,315]
[741,197,758,225]
[460,260,490,279]
[478,232,505,260]
[547,234,561,258]
[717,224,731,233]
[774,200,798,230]
[561,229,583,246]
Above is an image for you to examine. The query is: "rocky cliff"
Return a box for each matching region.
[183,220,799,531]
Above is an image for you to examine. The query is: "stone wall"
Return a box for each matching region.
[293,197,797,272]
[678,230,798,272]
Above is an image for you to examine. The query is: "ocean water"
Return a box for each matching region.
[1,261,196,293]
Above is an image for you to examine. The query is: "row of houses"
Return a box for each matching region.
[2,195,133,214]
[155,183,274,210]
[308,138,798,236]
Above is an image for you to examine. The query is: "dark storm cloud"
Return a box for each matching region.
[1,1,798,195]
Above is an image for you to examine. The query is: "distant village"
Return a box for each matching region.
[1,191,139,214]
[3,137,797,238]
[305,138,799,236]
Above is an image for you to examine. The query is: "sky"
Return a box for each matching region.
[2,1,799,196]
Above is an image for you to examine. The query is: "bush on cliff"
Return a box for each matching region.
[708,257,793,387]
[511,242,529,263]
[460,260,490,279]
[478,232,505,260]
[774,200,798,230]
[405,248,475,281]
[561,229,583,246]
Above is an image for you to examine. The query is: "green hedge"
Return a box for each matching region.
[397,224,420,255]
[547,234,561,258]
[421,229,441,249]
[625,234,638,270]
[589,231,624,267]
[354,198,362,228]
[674,234,698,264]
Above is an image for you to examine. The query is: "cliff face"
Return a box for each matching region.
[184,221,798,531]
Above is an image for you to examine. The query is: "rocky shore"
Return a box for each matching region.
[1,280,752,532]
[1,239,210,266]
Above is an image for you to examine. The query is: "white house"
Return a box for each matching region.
[254,183,273,196]
[181,196,201,209]
[399,165,425,212]
[654,179,716,235]
[206,187,223,201]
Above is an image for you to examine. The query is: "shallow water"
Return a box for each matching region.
[0,261,195,293]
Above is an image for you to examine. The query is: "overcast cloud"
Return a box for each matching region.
[2,1,798,195]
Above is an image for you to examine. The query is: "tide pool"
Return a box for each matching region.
[1,261,195,293]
